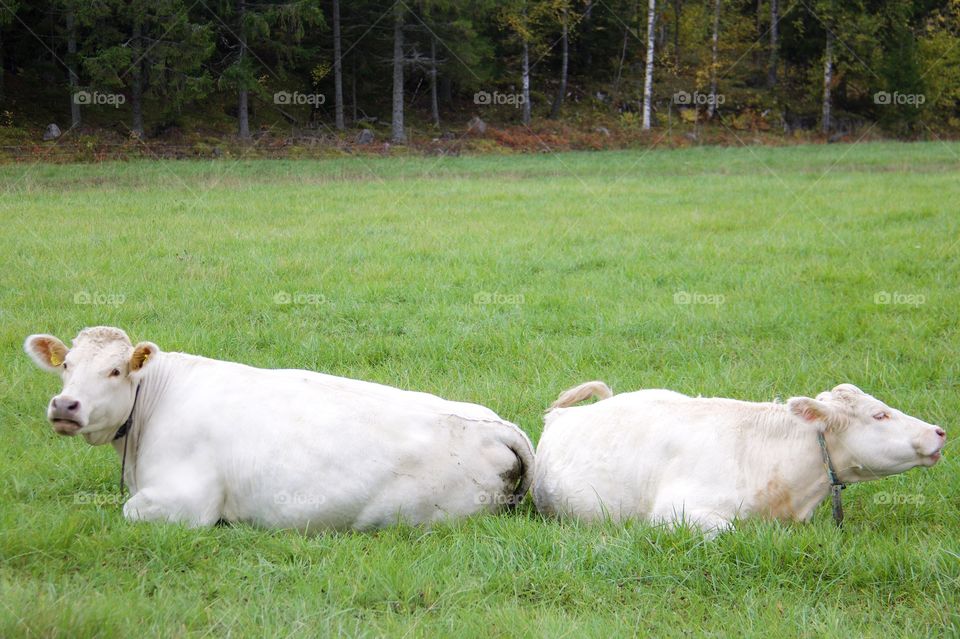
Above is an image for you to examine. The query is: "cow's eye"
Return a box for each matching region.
[873,411,890,421]
[109,368,121,377]
[62,362,68,370]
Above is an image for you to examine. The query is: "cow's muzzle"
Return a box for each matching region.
[49,395,84,436]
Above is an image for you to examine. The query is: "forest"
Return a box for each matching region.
[1,0,959,148]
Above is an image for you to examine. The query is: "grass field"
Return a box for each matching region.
[1,142,958,637]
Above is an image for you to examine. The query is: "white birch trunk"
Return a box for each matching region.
[642,0,657,129]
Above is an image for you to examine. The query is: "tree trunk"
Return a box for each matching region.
[612,22,629,104]
[767,0,778,88]
[673,0,681,59]
[429,37,439,128]
[550,6,569,119]
[67,9,81,128]
[822,27,834,134]
[237,0,250,139]
[131,17,144,137]
[521,39,531,125]
[756,0,762,38]
[351,53,357,123]
[440,74,452,105]
[238,90,249,138]
[391,1,405,142]
[332,0,344,130]
[642,0,657,129]
[707,0,720,119]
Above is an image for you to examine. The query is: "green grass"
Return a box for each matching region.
[1,141,958,637]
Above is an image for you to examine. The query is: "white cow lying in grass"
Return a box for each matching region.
[24,327,534,531]
[533,381,945,531]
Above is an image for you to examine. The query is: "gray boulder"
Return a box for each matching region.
[43,124,62,141]
[467,116,487,135]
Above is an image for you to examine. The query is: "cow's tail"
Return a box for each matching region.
[548,380,613,411]
[499,421,535,509]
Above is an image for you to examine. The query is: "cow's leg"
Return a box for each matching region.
[123,483,222,527]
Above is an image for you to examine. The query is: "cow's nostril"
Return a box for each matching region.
[935,427,946,438]
[66,401,80,412]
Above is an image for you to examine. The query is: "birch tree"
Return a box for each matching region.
[499,1,542,126]
[641,0,656,129]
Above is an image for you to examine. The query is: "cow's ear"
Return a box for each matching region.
[787,397,833,430]
[130,341,160,374]
[24,334,68,373]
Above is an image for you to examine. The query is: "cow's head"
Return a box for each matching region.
[788,384,946,482]
[24,327,159,445]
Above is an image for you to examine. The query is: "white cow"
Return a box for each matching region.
[533,381,946,531]
[24,327,534,531]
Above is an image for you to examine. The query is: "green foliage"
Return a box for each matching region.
[80,0,214,122]
[0,0,956,136]
[917,1,960,128]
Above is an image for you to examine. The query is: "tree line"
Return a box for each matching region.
[2,0,958,141]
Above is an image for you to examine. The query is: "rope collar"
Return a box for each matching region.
[817,431,846,527]
[114,384,141,494]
